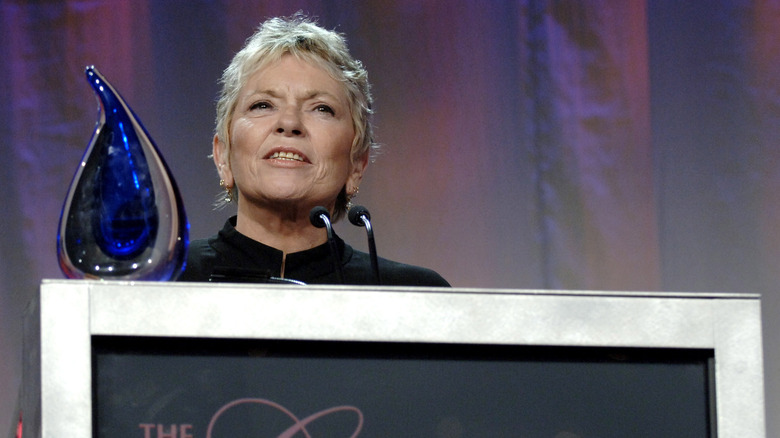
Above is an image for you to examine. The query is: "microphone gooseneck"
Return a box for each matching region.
[348,205,380,285]
[309,206,345,283]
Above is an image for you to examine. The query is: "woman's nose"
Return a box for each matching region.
[276,107,304,136]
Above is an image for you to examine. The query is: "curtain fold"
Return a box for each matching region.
[530,1,658,289]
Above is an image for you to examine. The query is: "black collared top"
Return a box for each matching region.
[177,217,450,286]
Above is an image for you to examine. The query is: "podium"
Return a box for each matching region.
[23,280,764,437]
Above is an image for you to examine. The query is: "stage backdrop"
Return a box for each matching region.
[1,0,778,436]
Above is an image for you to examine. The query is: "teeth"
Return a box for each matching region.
[270,151,304,162]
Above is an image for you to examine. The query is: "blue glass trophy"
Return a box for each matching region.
[57,66,189,281]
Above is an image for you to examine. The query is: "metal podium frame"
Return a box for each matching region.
[23,280,765,437]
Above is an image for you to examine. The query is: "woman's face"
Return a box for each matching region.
[216,55,365,214]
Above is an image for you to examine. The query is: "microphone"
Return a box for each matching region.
[309,206,345,283]
[348,205,380,285]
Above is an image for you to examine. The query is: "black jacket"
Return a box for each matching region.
[178,217,450,287]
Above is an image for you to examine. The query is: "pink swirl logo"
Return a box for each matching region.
[206,398,363,438]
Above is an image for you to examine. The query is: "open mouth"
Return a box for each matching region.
[268,151,306,162]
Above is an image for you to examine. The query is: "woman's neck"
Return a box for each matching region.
[234,201,330,255]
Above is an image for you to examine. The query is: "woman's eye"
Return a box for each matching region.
[250,101,271,111]
[315,104,335,115]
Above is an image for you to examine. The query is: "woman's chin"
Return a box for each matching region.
[245,192,334,212]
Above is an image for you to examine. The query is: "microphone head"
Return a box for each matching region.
[348,204,370,226]
[309,206,331,228]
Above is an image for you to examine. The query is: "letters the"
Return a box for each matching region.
[138,424,193,438]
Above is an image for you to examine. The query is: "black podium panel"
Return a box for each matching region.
[94,336,712,438]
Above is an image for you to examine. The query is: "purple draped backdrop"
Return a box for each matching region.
[1,0,778,436]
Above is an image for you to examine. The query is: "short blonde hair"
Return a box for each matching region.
[215,13,376,216]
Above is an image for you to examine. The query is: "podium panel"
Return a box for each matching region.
[23,280,764,437]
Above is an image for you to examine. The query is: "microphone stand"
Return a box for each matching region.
[309,206,345,284]
[348,205,380,285]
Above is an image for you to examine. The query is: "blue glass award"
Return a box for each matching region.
[57,66,189,281]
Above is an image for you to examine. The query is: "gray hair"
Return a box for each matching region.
[215,13,376,215]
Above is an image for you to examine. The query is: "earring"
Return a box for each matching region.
[219,179,234,203]
[346,186,359,210]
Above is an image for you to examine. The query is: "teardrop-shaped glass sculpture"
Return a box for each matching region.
[57,66,189,281]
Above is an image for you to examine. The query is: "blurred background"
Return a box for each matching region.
[1,0,778,436]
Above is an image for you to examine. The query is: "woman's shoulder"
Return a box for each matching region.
[176,237,218,282]
[379,258,451,287]
[346,249,450,287]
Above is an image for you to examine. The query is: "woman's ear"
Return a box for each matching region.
[213,134,233,187]
[347,151,370,192]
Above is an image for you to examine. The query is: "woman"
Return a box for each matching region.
[179,14,448,286]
